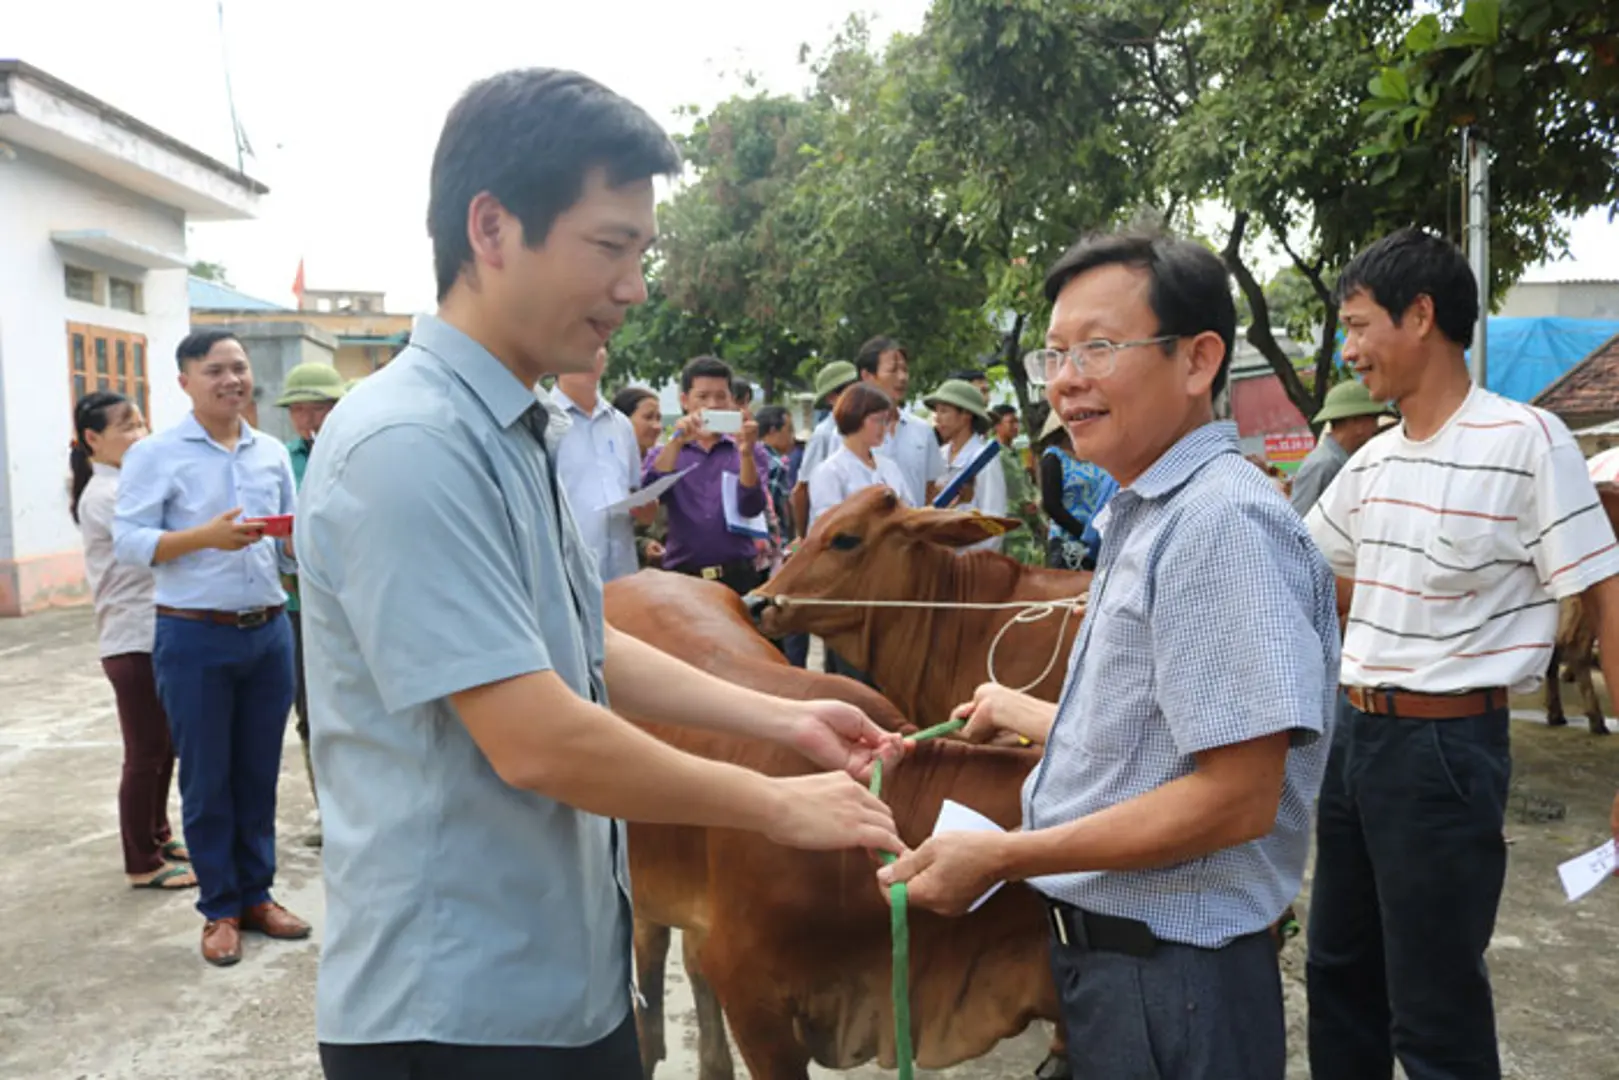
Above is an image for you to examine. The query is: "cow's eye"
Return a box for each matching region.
[829,533,861,551]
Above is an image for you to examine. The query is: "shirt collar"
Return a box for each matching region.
[548,383,611,421]
[1122,420,1239,502]
[91,461,119,478]
[410,314,538,431]
[179,412,254,447]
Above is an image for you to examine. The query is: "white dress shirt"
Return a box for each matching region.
[875,411,946,507]
[78,463,156,657]
[549,385,641,582]
[807,445,912,526]
[942,432,1008,552]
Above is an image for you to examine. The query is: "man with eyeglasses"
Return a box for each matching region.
[877,229,1338,1079]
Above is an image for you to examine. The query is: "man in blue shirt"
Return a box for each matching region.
[114,329,308,967]
[298,69,903,1080]
[880,231,1338,1079]
[549,345,643,582]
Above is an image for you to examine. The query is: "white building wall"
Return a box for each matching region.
[0,144,191,606]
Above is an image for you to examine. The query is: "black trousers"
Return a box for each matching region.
[1050,922,1284,1078]
[672,558,763,597]
[1306,695,1511,1080]
[320,1013,641,1080]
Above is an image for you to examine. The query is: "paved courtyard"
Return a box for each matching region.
[2,606,1617,1078]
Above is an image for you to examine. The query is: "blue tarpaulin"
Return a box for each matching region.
[1483,317,1619,403]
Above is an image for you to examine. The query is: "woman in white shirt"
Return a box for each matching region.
[807,382,912,527]
[70,391,194,890]
[924,378,1008,551]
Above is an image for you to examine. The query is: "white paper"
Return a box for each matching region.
[600,467,692,515]
[932,799,1010,912]
[721,472,770,539]
[1558,839,1617,902]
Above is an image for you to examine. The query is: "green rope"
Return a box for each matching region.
[870,715,966,1080]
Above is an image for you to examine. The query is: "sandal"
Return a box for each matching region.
[130,864,198,890]
[160,840,190,863]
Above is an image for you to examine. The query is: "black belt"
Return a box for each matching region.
[156,604,284,630]
[675,558,758,583]
[1047,900,1161,959]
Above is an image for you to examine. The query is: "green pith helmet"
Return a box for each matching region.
[1313,379,1390,424]
[275,363,347,407]
[923,379,990,420]
[813,361,859,406]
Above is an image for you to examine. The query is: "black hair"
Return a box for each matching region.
[834,383,895,436]
[428,68,682,302]
[1044,228,1237,397]
[755,405,790,437]
[680,355,734,394]
[176,329,240,370]
[949,369,988,384]
[69,390,132,523]
[990,404,1019,422]
[612,385,657,418]
[1335,227,1478,347]
[855,336,906,379]
[730,378,754,406]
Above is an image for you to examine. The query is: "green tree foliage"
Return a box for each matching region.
[189,260,232,285]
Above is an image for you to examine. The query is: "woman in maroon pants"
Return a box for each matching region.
[71,390,195,890]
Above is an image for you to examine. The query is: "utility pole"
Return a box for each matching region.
[1462,127,1490,387]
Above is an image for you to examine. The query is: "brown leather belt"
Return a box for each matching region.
[1344,685,1508,720]
[156,604,284,630]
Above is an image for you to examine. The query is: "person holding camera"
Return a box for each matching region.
[643,355,772,595]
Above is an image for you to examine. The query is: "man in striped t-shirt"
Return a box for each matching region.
[1305,228,1619,1080]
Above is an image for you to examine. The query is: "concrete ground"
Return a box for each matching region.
[3,606,1618,1078]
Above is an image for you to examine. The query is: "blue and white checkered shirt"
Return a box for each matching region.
[1022,421,1339,948]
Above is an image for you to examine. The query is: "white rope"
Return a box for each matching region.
[763,593,1088,694]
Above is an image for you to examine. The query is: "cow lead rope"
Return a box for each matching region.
[871,715,967,1080]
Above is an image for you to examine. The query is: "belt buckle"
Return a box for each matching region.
[700,566,722,581]
[237,608,268,629]
[1048,904,1071,947]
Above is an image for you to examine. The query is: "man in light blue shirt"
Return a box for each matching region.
[857,335,945,507]
[113,329,309,967]
[880,231,1337,1079]
[549,345,643,582]
[300,69,902,1080]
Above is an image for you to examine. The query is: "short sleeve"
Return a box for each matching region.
[1151,500,1332,756]
[922,432,946,484]
[1305,462,1358,576]
[808,457,843,525]
[301,423,553,713]
[1523,438,1619,599]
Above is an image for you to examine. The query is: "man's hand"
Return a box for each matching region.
[951,682,1054,746]
[764,772,904,855]
[670,413,705,445]
[197,508,265,552]
[784,699,904,782]
[739,418,760,451]
[876,831,1009,915]
[644,539,665,564]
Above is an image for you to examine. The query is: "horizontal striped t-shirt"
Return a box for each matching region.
[1306,386,1619,694]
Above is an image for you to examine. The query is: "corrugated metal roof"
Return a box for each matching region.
[187,276,287,312]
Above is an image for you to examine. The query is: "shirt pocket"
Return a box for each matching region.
[1421,522,1525,595]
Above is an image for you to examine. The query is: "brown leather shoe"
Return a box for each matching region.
[241,901,311,940]
[202,917,242,966]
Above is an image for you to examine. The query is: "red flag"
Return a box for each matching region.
[292,258,306,308]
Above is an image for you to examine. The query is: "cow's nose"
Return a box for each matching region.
[741,594,773,623]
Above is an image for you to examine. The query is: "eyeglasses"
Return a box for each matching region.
[1023,335,1181,387]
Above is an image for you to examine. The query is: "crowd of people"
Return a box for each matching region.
[61,62,1619,1080]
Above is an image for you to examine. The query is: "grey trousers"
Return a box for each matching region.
[1051,928,1284,1079]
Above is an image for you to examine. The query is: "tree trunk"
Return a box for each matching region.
[1001,313,1041,433]
[1221,210,1317,423]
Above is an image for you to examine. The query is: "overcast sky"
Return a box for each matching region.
[9,0,1616,314]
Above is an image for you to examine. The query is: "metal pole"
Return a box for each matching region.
[1464,127,1489,387]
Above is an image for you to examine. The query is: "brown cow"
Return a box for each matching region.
[749,486,1092,727]
[605,571,912,1079]
[1544,481,1619,735]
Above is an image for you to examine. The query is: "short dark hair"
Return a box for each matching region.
[755,405,790,437]
[176,329,240,369]
[950,369,988,384]
[1044,229,1237,397]
[680,355,734,394]
[1335,227,1478,347]
[990,404,1019,422]
[855,336,906,379]
[427,68,682,301]
[612,386,657,418]
[730,378,754,406]
[834,382,894,436]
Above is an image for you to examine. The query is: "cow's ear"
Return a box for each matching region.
[900,509,1024,548]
